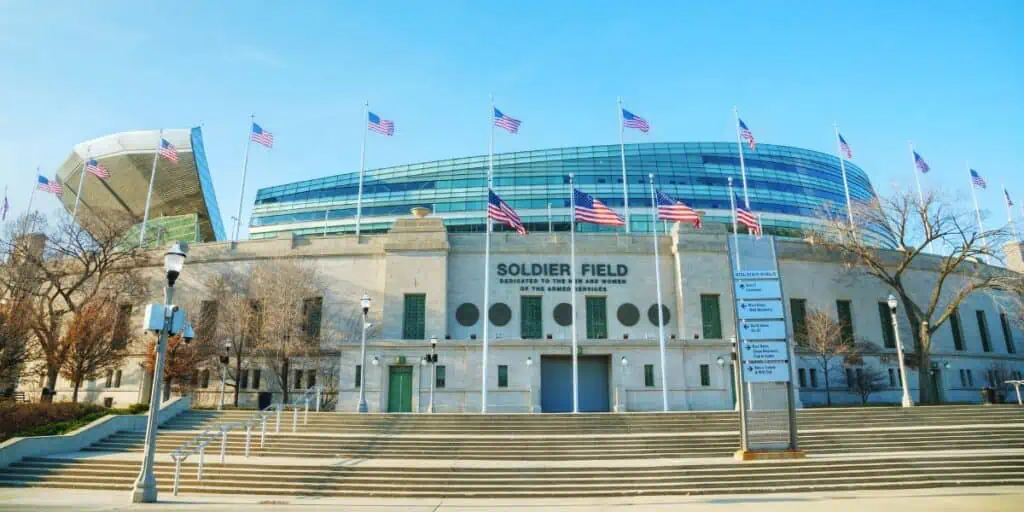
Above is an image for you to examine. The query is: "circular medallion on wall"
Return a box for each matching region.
[648,304,671,326]
[553,303,574,326]
[455,303,479,326]
[489,303,512,326]
[616,303,640,327]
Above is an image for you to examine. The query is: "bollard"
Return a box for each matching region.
[220,429,228,463]
[292,407,298,433]
[172,456,182,496]
[304,398,310,425]
[197,445,205,481]
[316,387,322,412]
[245,424,252,458]
[260,417,267,448]
[275,407,281,433]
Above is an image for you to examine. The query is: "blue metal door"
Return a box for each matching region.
[541,355,610,413]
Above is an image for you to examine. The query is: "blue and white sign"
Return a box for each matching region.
[733,270,779,280]
[742,361,792,383]
[739,319,787,341]
[736,300,784,320]
[734,280,782,300]
[742,341,788,361]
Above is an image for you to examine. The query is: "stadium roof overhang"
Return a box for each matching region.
[55,128,225,242]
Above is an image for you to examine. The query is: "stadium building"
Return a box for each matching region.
[16,141,1024,412]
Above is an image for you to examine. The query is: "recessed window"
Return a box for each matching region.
[355,365,362,388]
[798,368,807,387]
[644,364,655,387]
[498,365,508,388]
[436,366,446,388]
[252,369,261,390]
[699,364,711,387]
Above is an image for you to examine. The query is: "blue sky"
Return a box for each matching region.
[0,1,1020,238]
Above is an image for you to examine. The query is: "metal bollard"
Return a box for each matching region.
[292,407,298,433]
[172,456,182,496]
[244,424,252,458]
[304,398,309,425]
[275,407,281,433]
[220,429,228,463]
[197,445,205,481]
[260,417,267,448]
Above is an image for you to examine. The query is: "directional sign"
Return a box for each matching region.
[734,280,782,300]
[733,270,779,280]
[742,361,791,383]
[742,341,788,361]
[739,320,787,341]
[736,300,784,320]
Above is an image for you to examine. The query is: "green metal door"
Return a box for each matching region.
[585,297,607,339]
[387,366,413,412]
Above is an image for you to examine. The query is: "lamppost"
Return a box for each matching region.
[357,294,371,413]
[421,336,438,413]
[131,242,188,503]
[525,356,534,413]
[616,356,628,413]
[888,294,914,408]
[218,342,230,411]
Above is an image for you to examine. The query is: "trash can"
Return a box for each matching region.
[980,387,995,405]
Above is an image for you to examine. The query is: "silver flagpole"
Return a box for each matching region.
[547,202,552,233]
[648,175,669,412]
[1003,183,1018,241]
[967,161,984,235]
[728,177,741,272]
[233,115,255,241]
[355,102,369,237]
[323,208,329,237]
[73,146,89,217]
[833,123,854,226]
[482,95,494,414]
[25,167,39,228]
[139,129,163,247]
[618,97,630,232]
[909,140,924,205]
[569,173,579,413]
[733,107,751,209]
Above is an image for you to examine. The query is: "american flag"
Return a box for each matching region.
[573,188,624,226]
[913,151,930,173]
[251,123,274,148]
[487,189,527,235]
[37,176,63,196]
[655,190,701,228]
[622,109,650,133]
[85,159,110,179]
[1005,189,1014,207]
[970,169,986,189]
[368,112,395,136]
[838,133,853,159]
[738,118,756,150]
[493,108,521,134]
[736,201,760,236]
[159,138,178,162]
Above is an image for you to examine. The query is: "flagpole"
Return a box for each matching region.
[25,168,39,230]
[733,107,750,209]
[757,213,763,239]
[323,208,329,237]
[233,115,255,241]
[967,161,984,235]
[648,175,669,412]
[547,202,552,233]
[569,173,579,414]
[728,177,741,272]
[73,147,89,217]
[833,123,854,226]
[482,95,495,414]
[618,97,630,233]
[1003,183,1018,241]
[909,141,924,205]
[355,103,369,237]
[139,129,163,247]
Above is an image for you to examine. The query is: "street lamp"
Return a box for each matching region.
[888,294,914,408]
[132,242,188,503]
[357,294,371,413]
[218,342,231,411]
[716,356,726,367]
[525,356,534,413]
[423,336,438,413]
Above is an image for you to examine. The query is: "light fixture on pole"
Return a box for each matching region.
[888,294,914,408]
[425,335,438,413]
[716,356,726,367]
[132,242,188,503]
[525,356,534,413]
[357,294,371,413]
[218,342,230,411]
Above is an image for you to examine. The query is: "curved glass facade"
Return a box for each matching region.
[250,142,880,242]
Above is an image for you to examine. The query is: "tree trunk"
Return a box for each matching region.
[42,367,59,403]
[900,297,934,405]
[71,380,81,403]
[233,357,242,407]
[163,376,172,402]
[917,329,935,405]
[823,367,832,406]
[281,359,290,405]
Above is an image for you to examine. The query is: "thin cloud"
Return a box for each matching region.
[222,45,285,68]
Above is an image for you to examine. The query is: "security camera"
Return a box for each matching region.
[182,323,195,344]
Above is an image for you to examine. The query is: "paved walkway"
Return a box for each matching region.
[0,486,1020,511]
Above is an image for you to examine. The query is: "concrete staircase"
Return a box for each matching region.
[1,405,1022,497]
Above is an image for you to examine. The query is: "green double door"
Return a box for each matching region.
[387,366,413,413]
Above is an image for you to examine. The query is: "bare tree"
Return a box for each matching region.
[850,365,888,405]
[60,301,127,402]
[143,297,217,402]
[0,299,32,390]
[0,210,146,401]
[809,189,1022,404]
[797,307,862,406]
[201,269,258,407]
